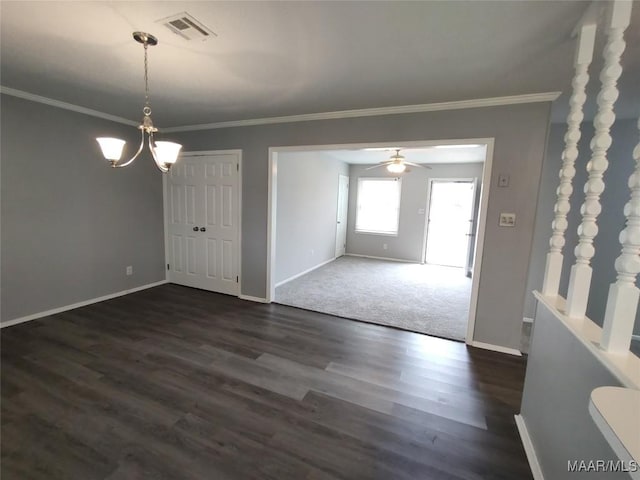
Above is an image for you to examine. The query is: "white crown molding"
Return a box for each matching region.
[164,92,561,132]
[1,86,560,133]
[0,86,138,127]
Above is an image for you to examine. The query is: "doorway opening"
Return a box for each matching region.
[267,139,494,344]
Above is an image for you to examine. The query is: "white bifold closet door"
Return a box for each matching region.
[166,152,240,296]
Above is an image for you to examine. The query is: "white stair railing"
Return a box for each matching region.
[542,22,596,297]
[565,0,633,319]
[601,117,640,353]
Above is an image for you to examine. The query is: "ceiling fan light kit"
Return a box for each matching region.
[365,149,429,173]
[387,161,407,174]
[96,32,182,173]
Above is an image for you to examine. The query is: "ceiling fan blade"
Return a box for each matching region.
[365,164,385,170]
[404,161,431,169]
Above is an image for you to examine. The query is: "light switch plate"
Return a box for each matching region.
[499,213,516,227]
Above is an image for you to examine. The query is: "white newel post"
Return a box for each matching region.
[565,0,632,319]
[542,23,596,297]
[601,117,640,353]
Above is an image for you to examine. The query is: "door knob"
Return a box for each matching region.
[200,227,206,232]
[193,226,199,232]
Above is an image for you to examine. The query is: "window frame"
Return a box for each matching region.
[355,177,402,236]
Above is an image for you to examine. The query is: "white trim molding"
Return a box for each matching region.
[163,92,561,132]
[275,258,336,288]
[515,414,545,480]
[469,341,522,357]
[239,295,269,303]
[0,280,168,329]
[345,253,414,263]
[0,86,138,126]
[1,86,560,134]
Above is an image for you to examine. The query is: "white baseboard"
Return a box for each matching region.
[239,294,269,303]
[523,317,534,324]
[345,253,415,263]
[275,257,336,288]
[469,340,522,356]
[0,280,168,329]
[515,414,544,480]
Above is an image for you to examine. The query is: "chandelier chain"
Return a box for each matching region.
[143,42,151,116]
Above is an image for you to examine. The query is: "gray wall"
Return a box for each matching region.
[525,119,639,334]
[346,162,484,262]
[520,301,622,479]
[275,152,349,284]
[1,94,166,323]
[173,102,551,350]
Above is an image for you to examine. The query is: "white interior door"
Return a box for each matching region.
[335,174,349,257]
[425,180,476,268]
[166,152,240,295]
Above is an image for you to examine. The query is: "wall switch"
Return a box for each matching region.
[499,213,516,227]
[498,174,510,187]
[418,208,425,215]
[126,265,133,276]
[383,243,388,250]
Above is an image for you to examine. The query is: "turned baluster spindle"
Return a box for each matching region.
[565,0,632,319]
[542,23,596,297]
[601,117,640,353]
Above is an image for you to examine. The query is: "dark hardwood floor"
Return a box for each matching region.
[1,284,532,480]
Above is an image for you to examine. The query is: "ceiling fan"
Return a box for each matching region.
[366,149,431,174]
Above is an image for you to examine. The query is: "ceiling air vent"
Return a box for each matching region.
[156,12,216,41]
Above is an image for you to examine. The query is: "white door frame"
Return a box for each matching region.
[163,149,243,295]
[335,174,349,258]
[266,138,494,345]
[421,177,477,266]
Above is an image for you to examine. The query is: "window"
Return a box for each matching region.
[355,177,402,235]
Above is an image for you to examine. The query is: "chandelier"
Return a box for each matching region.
[96,32,182,173]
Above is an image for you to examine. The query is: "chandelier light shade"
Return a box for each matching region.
[96,138,126,161]
[96,32,182,173]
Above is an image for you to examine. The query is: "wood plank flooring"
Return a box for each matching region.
[1,284,532,479]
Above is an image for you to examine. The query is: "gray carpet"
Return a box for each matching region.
[275,256,472,341]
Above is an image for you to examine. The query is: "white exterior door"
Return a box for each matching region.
[166,152,240,296]
[424,180,476,268]
[335,174,349,257]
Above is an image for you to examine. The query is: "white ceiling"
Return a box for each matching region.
[1,1,638,128]
[279,144,487,165]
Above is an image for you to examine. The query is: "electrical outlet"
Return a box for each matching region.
[126,265,133,276]
[499,213,516,227]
